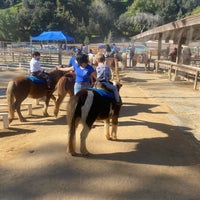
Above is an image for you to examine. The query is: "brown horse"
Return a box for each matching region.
[132,53,151,71]
[54,72,75,117]
[6,69,65,123]
[105,57,120,81]
[67,81,122,156]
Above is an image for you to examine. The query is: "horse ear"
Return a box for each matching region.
[113,81,122,90]
[118,83,122,89]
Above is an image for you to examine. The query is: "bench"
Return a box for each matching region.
[0,112,9,129]
[0,103,32,115]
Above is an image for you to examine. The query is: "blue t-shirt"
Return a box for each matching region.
[74,64,95,83]
[68,55,78,67]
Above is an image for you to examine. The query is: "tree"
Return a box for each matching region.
[0,10,20,41]
[88,0,115,39]
[134,12,163,33]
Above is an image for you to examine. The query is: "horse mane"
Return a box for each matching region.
[49,69,64,77]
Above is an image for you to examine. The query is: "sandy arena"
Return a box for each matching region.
[0,66,200,200]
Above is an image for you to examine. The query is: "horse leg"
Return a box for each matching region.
[114,58,120,82]
[80,125,91,156]
[144,63,147,71]
[54,92,66,117]
[15,100,26,122]
[43,96,51,117]
[132,58,137,68]
[104,118,111,140]
[111,122,118,140]
[51,94,57,105]
[110,110,120,140]
[147,60,150,71]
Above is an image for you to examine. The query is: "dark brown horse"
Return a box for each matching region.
[67,81,122,156]
[54,72,75,117]
[6,69,65,123]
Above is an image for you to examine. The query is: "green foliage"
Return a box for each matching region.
[0,10,20,41]
[192,6,200,14]
[0,0,199,42]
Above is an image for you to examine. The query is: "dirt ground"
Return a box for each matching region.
[0,66,200,200]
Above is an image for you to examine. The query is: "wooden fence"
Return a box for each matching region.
[155,60,200,90]
[0,42,72,70]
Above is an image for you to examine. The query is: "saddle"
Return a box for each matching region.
[92,81,115,99]
[26,75,46,84]
[89,88,114,99]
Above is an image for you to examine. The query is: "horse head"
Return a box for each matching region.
[113,81,123,91]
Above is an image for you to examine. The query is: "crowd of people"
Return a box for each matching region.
[30,43,122,105]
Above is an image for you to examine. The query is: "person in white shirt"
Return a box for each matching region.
[30,51,51,90]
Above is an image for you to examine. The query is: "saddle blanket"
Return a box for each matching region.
[26,75,46,84]
[89,88,114,99]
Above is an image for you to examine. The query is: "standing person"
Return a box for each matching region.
[104,44,113,58]
[67,48,82,68]
[81,43,88,54]
[30,51,51,90]
[168,47,177,62]
[112,43,119,56]
[95,53,122,105]
[56,54,96,94]
[129,44,135,67]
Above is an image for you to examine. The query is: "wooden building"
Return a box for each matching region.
[132,13,200,63]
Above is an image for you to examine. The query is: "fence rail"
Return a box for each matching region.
[155,60,200,90]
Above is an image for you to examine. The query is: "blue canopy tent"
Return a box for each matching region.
[31,31,74,65]
[31,31,74,41]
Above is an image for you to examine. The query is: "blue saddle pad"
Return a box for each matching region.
[26,75,46,84]
[89,88,114,99]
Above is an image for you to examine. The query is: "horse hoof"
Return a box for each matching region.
[54,112,58,118]
[81,151,91,157]
[82,152,91,157]
[106,135,111,140]
[43,113,49,117]
[70,152,78,156]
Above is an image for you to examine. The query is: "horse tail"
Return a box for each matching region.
[67,95,79,127]
[6,80,15,123]
[67,95,79,155]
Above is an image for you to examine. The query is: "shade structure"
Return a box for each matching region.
[31,31,74,41]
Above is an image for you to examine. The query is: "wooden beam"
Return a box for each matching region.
[132,13,200,41]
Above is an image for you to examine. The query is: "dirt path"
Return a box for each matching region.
[0,67,200,200]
